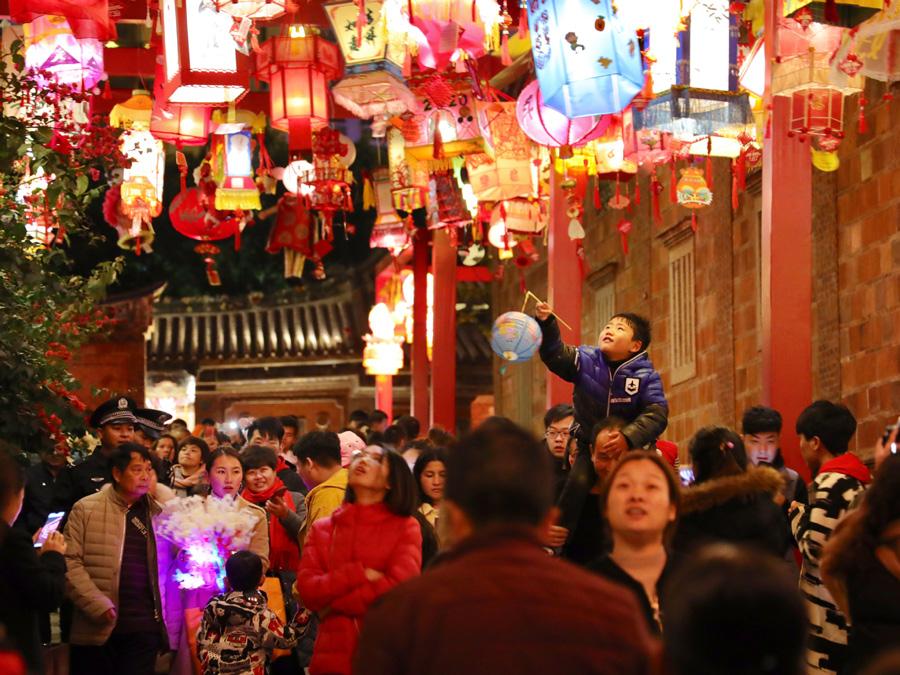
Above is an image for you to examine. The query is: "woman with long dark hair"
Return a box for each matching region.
[297,446,421,675]
[822,454,900,674]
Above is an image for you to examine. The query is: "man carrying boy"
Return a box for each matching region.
[534,304,668,536]
[790,400,871,675]
[198,551,303,675]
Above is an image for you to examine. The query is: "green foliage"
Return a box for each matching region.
[0,41,127,454]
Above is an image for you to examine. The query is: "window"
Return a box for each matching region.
[593,282,616,343]
[668,238,696,384]
[583,263,617,345]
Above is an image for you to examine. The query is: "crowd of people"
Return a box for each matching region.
[0,309,898,675]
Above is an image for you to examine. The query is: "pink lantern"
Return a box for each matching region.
[24,15,104,89]
[515,79,611,157]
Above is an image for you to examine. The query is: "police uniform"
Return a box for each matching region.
[53,397,138,513]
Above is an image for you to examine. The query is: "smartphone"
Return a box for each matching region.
[34,511,65,548]
[679,466,695,487]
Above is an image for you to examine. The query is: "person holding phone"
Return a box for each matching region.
[0,448,67,675]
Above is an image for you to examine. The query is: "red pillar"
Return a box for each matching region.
[546,169,583,408]
[430,228,456,431]
[762,4,813,482]
[411,228,430,424]
[375,375,393,423]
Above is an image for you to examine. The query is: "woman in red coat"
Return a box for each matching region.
[298,445,422,675]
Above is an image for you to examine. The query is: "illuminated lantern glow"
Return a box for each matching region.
[401,271,434,359]
[212,129,261,212]
[24,15,104,89]
[119,129,165,251]
[160,0,250,105]
[363,303,405,376]
[516,79,611,157]
[150,104,211,146]
[369,168,411,256]
[404,0,502,70]
[215,0,291,20]
[255,25,342,151]
[487,215,517,250]
[333,73,420,137]
[466,101,537,202]
[784,0,884,28]
[493,197,548,236]
[387,127,428,211]
[526,0,644,118]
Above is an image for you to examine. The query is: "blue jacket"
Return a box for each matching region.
[537,316,668,449]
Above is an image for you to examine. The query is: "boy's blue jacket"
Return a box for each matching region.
[537,315,669,448]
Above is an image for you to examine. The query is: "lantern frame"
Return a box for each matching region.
[150,104,211,146]
[325,0,406,76]
[160,0,250,106]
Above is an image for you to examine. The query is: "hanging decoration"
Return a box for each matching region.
[369,167,411,256]
[387,127,429,211]
[24,15,105,90]
[160,0,250,105]
[256,25,342,152]
[831,3,900,83]
[209,109,267,213]
[296,128,354,237]
[526,0,644,118]
[266,193,313,279]
[784,0,884,29]
[215,0,292,21]
[150,104,210,147]
[465,101,537,202]
[363,303,405,376]
[516,79,611,158]
[676,165,713,231]
[491,311,542,362]
[404,0,503,71]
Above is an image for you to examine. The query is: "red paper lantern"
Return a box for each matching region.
[169,188,243,242]
[159,0,250,106]
[150,104,211,146]
[256,26,342,152]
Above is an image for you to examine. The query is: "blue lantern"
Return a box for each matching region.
[491,312,543,362]
[636,0,753,144]
[527,0,644,118]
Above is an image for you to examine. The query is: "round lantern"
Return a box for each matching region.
[491,312,543,362]
[24,15,104,89]
[169,188,243,241]
[516,80,611,157]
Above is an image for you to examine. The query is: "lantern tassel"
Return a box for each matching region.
[732,161,739,212]
[356,0,366,46]
[705,137,713,190]
[691,210,697,232]
[858,95,868,134]
[234,219,242,252]
[501,30,512,66]
[518,0,528,36]
[433,124,445,160]
[593,175,602,210]
[176,150,187,192]
[669,158,677,204]
[634,179,641,206]
[651,171,662,225]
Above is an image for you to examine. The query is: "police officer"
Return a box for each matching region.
[53,397,137,513]
[132,408,172,450]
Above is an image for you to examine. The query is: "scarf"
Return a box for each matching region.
[242,477,301,572]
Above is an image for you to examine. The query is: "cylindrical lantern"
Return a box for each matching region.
[516,79,611,156]
[213,129,261,211]
[24,15,104,89]
[465,101,537,202]
[150,104,211,146]
[369,168,410,256]
[160,0,250,105]
[256,26,342,151]
[387,128,428,211]
[527,0,644,117]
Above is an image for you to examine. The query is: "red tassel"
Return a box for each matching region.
[402,49,412,77]
[651,171,662,225]
[176,150,187,192]
[501,31,512,65]
[691,210,698,232]
[705,138,713,190]
[593,176,602,210]
[433,123,445,159]
[738,151,747,190]
[731,163,739,212]
[518,1,528,36]
[472,0,477,20]
[669,158,677,204]
[824,0,839,22]
[102,79,112,100]
[356,0,366,46]
[617,219,632,255]
[234,219,242,251]
[858,96,868,134]
[634,179,641,205]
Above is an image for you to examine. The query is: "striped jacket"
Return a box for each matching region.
[790,453,871,675]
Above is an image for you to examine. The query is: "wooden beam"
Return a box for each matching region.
[430,228,457,432]
[411,228,431,425]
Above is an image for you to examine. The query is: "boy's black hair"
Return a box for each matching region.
[370,410,389,424]
[110,442,152,475]
[177,435,211,464]
[795,400,857,455]
[543,404,575,429]
[225,550,263,592]
[280,415,300,433]
[395,415,421,440]
[241,444,278,471]
[741,406,783,435]
[293,431,341,467]
[609,312,652,351]
[349,410,370,425]
[590,417,626,446]
[246,416,284,442]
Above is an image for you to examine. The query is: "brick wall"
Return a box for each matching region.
[493,89,899,461]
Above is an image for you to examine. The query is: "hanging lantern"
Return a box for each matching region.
[405,0,502,70]
[160,0,250,105]
[369,168,411,256]
[784,0,884,29]
[333,73,420,138]
[403,75,492,165]
[150,104,210,146]
[637,0,753,144]
[325,0,407,74]
[293,128,354,234]
[493,197,548,236]
[526,0,644,117]
[516,79,611,157]
[676,165,712,231]
[24,15,104,90]
[487,208,518,250]
[429,170,473,230]
[118,129,165,252]
[256,25,342,152]
[466,101,537,202]
[386,128,429,211]
[832,4,900,82]
[215,0,291,21]
[170,187,243,242]
[363,303,405,376]
[212,129,261,212]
